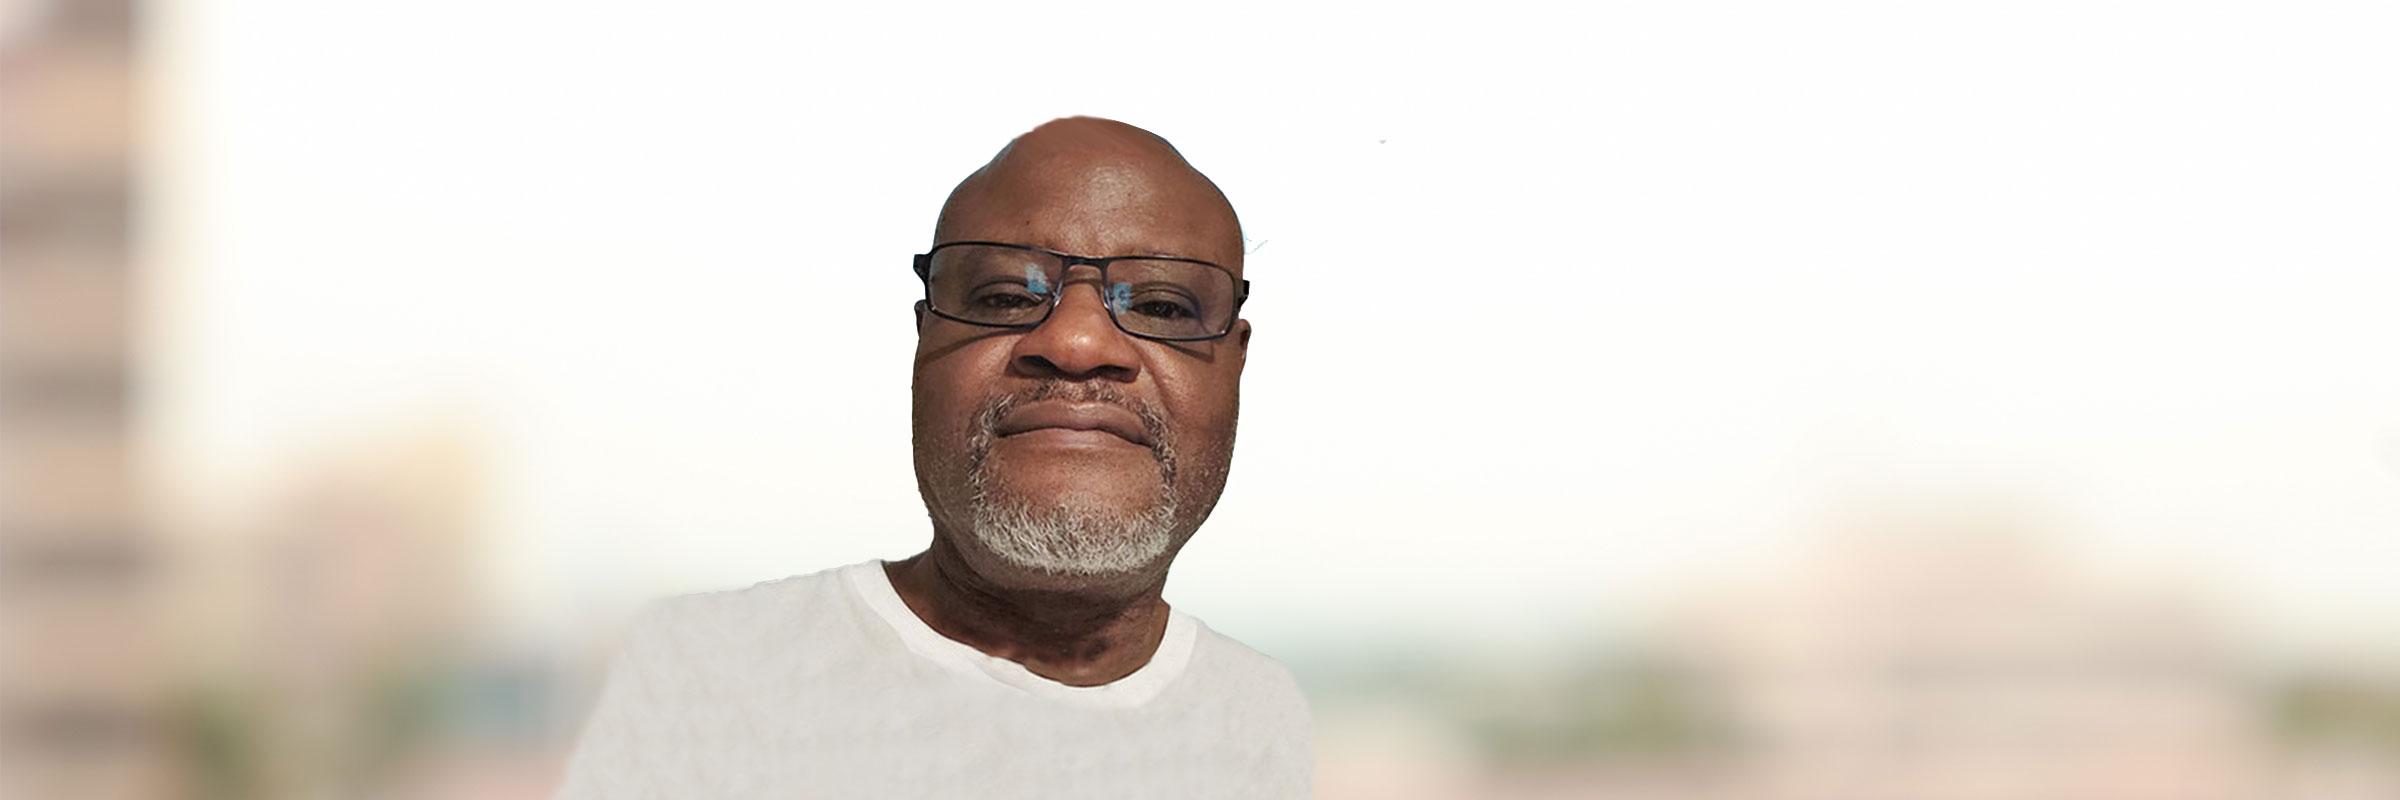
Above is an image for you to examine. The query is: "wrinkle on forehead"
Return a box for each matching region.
[935,117,1244,269]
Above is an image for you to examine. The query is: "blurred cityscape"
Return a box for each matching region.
[1305,506,2400,800]
[2,0,172,797]
[8,1,2400,799]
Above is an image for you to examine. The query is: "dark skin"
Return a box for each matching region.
[890,117,1251,686]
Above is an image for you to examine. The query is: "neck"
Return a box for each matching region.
[884,535,1172,687]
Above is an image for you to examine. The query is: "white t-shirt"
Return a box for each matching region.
[554,560,1313,799]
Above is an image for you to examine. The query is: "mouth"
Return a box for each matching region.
[993,400,1153,448]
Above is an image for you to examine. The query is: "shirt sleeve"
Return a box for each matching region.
[552,603,679,800]
[1249,662,1317,799]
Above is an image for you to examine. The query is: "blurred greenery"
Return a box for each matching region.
[2275,672,2400,754]
[1287,638,1733,769]
[171,646,532,800]
[177,684,261,800]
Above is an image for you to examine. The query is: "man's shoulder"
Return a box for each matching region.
[656,560,859,612]
[619,560,872,659]
[1179,615,1315,781]
[1182,616,1312,719]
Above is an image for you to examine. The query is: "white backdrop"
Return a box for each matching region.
[150,1,2400,656]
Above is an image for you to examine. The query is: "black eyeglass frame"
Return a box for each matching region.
[912,240,1251,342]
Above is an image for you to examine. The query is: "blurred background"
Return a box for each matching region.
[4,0,2398,797]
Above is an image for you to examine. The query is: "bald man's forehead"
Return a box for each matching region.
[934,124,1244,270]
[940,170,1236,260]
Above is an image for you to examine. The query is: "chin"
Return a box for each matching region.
[962,489,1182,587]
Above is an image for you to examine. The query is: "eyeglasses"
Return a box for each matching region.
[912,241,1249,342]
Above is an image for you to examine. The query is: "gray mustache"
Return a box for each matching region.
[981,380,1172,457]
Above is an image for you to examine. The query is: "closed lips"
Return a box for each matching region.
[995,401,1151,446]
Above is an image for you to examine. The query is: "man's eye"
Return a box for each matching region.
[973,289,1044,309]
[1130,298,1197,320]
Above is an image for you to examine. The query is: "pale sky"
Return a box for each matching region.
[147,1,2399,655]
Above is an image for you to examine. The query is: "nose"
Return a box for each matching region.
[1009,265,1142,383]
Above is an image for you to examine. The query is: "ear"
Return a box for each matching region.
[1229,319,1252,376]
[913,300,929,329]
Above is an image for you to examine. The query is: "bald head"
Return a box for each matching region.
[908,116,1254,595]
[934,117,1244,274]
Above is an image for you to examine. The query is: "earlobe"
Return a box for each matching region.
[1235,319,1252,350]
[914,300,928,329]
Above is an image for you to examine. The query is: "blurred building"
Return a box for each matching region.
[167,424,573,800]
[0,0,179,798]
[1304,501,2400,800]
[1672,504,2264,800]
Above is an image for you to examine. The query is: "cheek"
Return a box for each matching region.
[913,337,1017,429]
[914,389,982,453]
[1155,370,1242,455]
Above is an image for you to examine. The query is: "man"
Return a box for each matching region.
[555,117,1311,798]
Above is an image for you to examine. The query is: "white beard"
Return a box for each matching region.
[961,382,1183,577]
[967,491,1179,576]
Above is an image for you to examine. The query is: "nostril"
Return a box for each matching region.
[1014,353,1060,377]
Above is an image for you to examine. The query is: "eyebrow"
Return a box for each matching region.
[1078,247,1219,264]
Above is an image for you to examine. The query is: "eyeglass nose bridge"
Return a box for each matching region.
[1036,259,1128,318]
